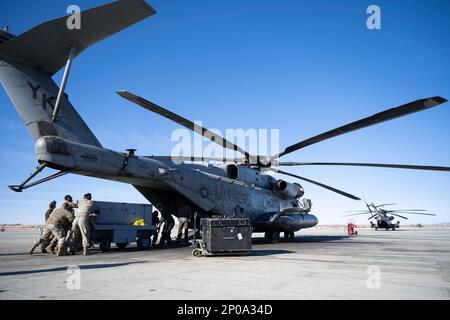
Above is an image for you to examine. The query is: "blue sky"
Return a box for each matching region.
[0,0,449,224]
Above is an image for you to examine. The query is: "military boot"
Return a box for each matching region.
[83,246,89,256]
[55,246,63,256]
[67,246,76,255]
[29,243,39,255]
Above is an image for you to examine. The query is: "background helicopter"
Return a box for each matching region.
[344,202,436,230]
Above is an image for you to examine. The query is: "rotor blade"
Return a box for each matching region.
[117,90,250,159]
[390,212,436,216]
[146,155,244,163]
[375,203,397,208]
[269,168,361,200]
[342,210,372,213]
[342,212,371,217]
[389,213,408,220]
[387,209,427,212]
[272,96,447,159]
[368,214,378,220]
[364,198,373,213]
[277,162,450,172]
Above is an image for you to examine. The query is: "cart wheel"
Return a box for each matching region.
[99,237,111,252]
[116,243,128,249]
[192,249,201,257]
[137,236,151,250]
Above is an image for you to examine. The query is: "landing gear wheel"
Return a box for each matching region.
[137,236,151,250]
[284,232,295,241]
[116,243,128,249]
[265,231,280,243]
[264,232,273,243]
[99,237,111,252]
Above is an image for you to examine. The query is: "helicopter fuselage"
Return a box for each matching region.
[35,136,318,234]
[370,212,400,230]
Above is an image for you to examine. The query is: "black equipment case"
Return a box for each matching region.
[200,218,252,255]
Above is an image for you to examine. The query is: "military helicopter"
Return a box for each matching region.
[0,1,449,243]
[344,202,436,230]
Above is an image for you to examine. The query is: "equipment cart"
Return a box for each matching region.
[91,201,156,252]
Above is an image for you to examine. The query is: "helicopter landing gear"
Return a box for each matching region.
[265,231,280,243]
[284,231,295,241]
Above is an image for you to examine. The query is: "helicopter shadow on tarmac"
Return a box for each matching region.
[23,233,385,258]
[85,234,377,257]
[252,234,349,245]
[0,261,147,277]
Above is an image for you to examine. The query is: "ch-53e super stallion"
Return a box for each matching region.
[1,0,449,243]
[344,202,436,231]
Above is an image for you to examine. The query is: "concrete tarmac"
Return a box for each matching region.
[0,228,449,300]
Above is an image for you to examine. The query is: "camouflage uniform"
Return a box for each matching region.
[40,202,56,253]
[71,198,96,255]
[47,200,76,254]
[30,207,74,256]
[159,210,175,247]
[151,211,160,246]
[44,208,53,222]
[176,205,192,242]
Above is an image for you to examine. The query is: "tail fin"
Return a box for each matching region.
[0,0,155,146]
